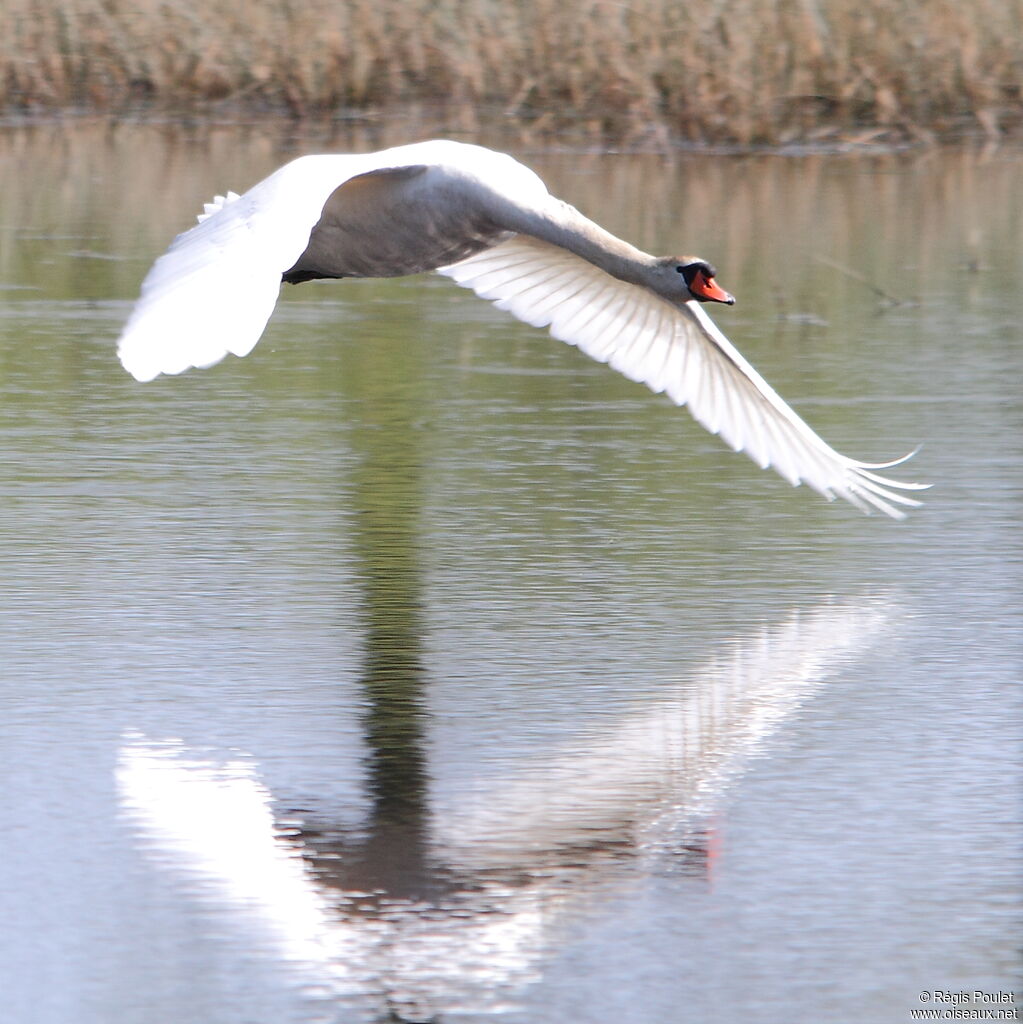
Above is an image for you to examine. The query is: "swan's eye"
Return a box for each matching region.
[675,265,685,274]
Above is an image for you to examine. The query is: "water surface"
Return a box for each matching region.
[0,123,1020,1024]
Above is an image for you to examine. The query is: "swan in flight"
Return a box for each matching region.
[117,140,926,517]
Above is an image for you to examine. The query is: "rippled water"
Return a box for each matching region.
[1,122,1020,1024]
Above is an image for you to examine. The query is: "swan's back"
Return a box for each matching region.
[117,141,548,382]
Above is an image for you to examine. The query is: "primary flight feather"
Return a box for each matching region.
[117,139,927,518]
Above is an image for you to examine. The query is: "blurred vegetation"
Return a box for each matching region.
[1,0,1021,145]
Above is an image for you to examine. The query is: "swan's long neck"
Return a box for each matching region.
[498,195,658,285]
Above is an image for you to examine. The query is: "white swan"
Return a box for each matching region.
[117,139,927,517]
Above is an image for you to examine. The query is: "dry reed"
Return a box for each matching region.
[2,0,1021,144]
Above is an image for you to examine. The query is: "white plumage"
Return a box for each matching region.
[117,140,927,517]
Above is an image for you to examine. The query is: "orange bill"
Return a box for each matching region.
[690,269,735,305]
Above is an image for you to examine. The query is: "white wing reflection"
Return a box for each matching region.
[118,738,547,1018]
[432,595,893,869]
[116,738,360,970]
[117,594,895,1020]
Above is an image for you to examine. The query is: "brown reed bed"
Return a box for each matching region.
[2,0,1021,146]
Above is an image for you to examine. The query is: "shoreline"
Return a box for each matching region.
[0,102,1018,155]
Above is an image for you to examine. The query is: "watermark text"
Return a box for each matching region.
[911,991,1017,1020]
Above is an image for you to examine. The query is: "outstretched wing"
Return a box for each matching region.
[116,155,412,382]
[438,236,927,518]
[116,140,544,383]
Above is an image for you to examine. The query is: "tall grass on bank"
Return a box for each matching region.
[3,0,1021,144]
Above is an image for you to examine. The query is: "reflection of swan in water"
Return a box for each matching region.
[117,595,895,1020]
[430,596,890,871]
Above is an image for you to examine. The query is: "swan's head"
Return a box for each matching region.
[661,257,736,305]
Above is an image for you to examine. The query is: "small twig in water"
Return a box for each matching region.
[814,254,915,309]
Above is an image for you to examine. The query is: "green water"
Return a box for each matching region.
[0,122,1020,1024]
